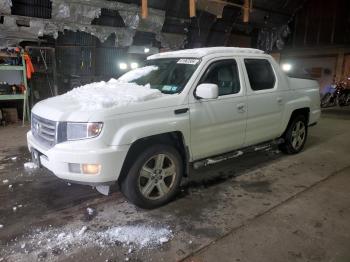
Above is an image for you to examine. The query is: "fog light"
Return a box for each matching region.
[81,164,101,175]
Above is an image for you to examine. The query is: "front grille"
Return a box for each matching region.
[31,114,57,148]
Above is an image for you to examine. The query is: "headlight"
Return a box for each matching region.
[67,122,103,140]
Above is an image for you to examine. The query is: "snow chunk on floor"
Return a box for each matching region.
[86,207,95,216]
[24,162,38,169]
[21,225,173,255]
[99,225,173,248]
[62,78,163,111]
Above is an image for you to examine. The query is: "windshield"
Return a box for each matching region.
[118,58,200,94]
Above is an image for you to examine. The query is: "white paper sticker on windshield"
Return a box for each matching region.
[177,59,199,65]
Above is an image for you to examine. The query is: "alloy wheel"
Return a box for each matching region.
[138,153,177,200]
[291,121,306,151]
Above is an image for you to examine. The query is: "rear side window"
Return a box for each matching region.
[244,59,276,91]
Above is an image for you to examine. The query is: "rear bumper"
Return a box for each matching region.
[27,131,129,184]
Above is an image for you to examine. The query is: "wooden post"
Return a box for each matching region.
[21,54,29,125]
[141,0,148,19]
[335,50,345,82]
[243,0,249,23]
[189,0,196,17]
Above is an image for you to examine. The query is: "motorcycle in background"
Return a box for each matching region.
[337,81,350,106]
[321,79,350,108]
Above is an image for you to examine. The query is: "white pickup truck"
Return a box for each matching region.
[27,47,321,208]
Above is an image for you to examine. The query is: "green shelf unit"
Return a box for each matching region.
[0,65,25,71]
[0,94,26,100]
[0,55,30,125]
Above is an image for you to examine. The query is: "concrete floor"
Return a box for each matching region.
[0,107,349,262]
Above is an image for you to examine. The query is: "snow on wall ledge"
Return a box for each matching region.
[62,78,163,111]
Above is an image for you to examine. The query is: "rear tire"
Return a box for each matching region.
[279,115,308,154]
[119,144,183,209]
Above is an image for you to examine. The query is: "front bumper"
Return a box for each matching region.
[27,131,129,184]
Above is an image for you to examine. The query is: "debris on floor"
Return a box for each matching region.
[84,207,97,221]
[2,224,174,259]
[86,207,95,216]
[24,162,38,170]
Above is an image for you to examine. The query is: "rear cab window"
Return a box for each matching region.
[244,59,276,91]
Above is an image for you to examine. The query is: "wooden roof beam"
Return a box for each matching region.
[141,0,148,19]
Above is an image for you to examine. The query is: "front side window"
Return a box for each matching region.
[244,59,276,91]
[199,60,240,96]
[118,58,200,94]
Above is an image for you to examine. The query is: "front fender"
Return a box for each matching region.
[111,112,191,150]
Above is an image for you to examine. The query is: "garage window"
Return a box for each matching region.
[244,59,276,91]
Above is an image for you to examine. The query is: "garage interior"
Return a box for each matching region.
[0,0,350,261]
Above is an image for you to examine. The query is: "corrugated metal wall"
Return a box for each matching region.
[292,0,350,47]
[55,30,127,93]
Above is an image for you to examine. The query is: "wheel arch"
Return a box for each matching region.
[283,107,310,135]
[118,131,189,183]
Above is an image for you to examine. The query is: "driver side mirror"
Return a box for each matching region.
[195,83,219,99]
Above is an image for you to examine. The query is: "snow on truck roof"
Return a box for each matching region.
[147,47,264,60]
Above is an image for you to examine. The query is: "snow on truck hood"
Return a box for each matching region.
[64,78,162,110]
[32,78,171,122]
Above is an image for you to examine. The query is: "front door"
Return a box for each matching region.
[189,59,247,160]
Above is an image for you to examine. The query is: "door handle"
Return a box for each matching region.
[236,103,246,113]
[174,108,189,114]
[277,97,283,104]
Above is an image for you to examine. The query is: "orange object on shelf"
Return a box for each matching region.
[23,52,35,79]
[18,84,25,93]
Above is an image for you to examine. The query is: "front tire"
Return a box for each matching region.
[120,144,183,209]
[280,115,308,154]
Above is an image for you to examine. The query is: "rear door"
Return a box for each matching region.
[189,58,247,160]
[242,58,284,146]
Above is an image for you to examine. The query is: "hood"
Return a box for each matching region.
[31,79,183,122]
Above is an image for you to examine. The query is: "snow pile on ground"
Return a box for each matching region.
[19,224,173,255]
[118,66,158,83]
[62,77,162,111]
